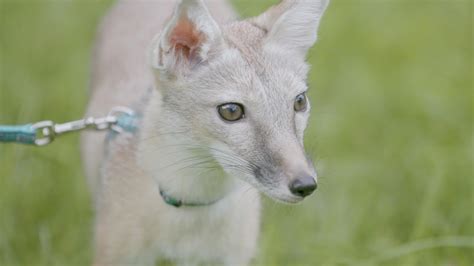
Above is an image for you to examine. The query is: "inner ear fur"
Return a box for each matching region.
[169,15,204,62]
[151,0,223,76]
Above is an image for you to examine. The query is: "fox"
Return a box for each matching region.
[81,0,329,265]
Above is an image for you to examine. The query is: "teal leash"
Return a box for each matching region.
[0,124,37,145]
[0,107,137,146]
[0,106,216,208]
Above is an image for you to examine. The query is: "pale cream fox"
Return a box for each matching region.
[81,0,329,265]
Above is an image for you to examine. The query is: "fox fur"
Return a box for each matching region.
[81,0,329,265]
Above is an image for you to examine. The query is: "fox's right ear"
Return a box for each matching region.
[150,0,224,79]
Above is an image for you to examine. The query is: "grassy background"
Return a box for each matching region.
[0,0,472,265]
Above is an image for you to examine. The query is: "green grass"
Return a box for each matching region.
[0,0,472,265]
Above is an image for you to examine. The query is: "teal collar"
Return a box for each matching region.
[159,189,222,208]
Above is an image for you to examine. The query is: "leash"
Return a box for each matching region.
[0,105,218,208]
[0,107,137,146]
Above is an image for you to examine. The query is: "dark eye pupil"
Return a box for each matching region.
[228,105,237,113]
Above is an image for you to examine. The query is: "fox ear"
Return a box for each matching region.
[151,0,224,77]
[251,0,329,58]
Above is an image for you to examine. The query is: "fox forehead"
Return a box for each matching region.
[184,51,308,105]
[183,24,310,105]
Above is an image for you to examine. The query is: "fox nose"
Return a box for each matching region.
[289,176,317,197]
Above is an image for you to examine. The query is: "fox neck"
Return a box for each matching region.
[139,93,244,205]
[157,139,241,204]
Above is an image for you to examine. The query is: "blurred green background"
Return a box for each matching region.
[0,0,472,265]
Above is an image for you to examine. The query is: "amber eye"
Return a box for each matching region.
[294,93,308,112]
[217,103,245,122]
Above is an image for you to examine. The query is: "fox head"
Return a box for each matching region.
[141,0,329,203]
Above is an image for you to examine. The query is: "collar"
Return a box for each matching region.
[159,189,223,208]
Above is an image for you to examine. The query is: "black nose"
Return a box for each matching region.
[289,176,317,197]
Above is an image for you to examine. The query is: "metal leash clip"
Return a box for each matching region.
[29,107,135,146]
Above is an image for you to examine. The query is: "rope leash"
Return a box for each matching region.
[0,107,137,146]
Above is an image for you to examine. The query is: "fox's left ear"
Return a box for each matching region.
[251,0,329,58]
[150,0,224,78]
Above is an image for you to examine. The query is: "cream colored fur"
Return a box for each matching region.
[82,0,329,265]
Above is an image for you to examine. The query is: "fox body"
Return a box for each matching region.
[82,0,329,265]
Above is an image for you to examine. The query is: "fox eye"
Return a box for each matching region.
[217,103,245,122]
[294,93,308,112]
